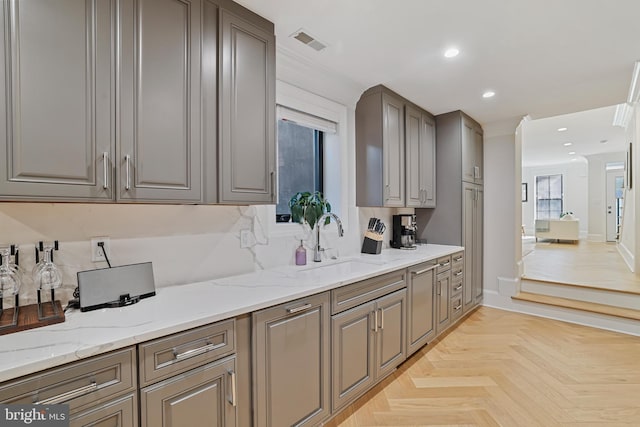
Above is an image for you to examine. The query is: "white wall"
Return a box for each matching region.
[618,104,639,272]
[521,161,589,237]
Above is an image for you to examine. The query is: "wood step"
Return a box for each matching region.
[512,292,640,321]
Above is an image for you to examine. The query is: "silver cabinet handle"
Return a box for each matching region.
[413,264,437,275]
[474,166,480,179]
[454,283,463,291]
[437,282,441,296]
[439,261,450,268]
[378,308,384,330]
[287,303,312,314]
[125,154,131,190]
[371,311,378,332]
[102,152,109,189]
[454,304,462,311]
[454,271,463,277]
[270,171,275,201]
[36,382,97,405]
[228,370,237,407]
[173,343,216,361]
[454,256,463,262]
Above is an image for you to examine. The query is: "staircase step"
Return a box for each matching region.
[512,292,640,321]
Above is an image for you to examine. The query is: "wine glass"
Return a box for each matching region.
[32,245,61,291]
[0,247,20,299]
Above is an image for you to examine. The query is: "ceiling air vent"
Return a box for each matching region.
[291,29,327,51]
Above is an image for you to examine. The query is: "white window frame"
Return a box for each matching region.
[254,80,350,238]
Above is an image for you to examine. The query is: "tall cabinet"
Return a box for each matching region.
[405,104,436,208]
[417,110,484,313]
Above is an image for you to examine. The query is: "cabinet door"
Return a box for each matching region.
[253,293,330,427]
[0,0,114,201]
[118,0,202,202]
[375,289,406,380]
[140,356,236,427]
[381,93,405,207]
[406,263,436,356]
[461,118,476,183]
[219,9,275,204]
[473,126,484,185]
[70,393,137,427]
[405,105,422,207]
[331,301,375,412]
[474,186,484,303]
[462,183,476,312]
[435,271,451,335]
[421,113,436,207]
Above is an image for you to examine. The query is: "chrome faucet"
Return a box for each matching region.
[314,213,344,262]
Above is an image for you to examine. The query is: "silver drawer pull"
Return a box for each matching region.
[454,256,463,262]
[412,265,437,275]
[36,382,97,405]
[454,271,463,277]
[379,308,384,330]
[228,370,237,407]
[454,304,462,311]
[174,343,216,361]
[125,154,131,190]
[287,303,312,314]
[371,311,378,332]
[454,284,463,291]
[439,261,450,267]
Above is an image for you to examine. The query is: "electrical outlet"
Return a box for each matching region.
[240,230,255,248]
[91,237,111,262]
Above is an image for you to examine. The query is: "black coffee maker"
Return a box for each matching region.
[391,214,417,249]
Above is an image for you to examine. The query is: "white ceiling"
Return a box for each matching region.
[235,0,640,127]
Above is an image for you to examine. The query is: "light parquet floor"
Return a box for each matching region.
[521,239,640,294]
[324,307,640,427]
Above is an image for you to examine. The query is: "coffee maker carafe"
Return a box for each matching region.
[391,214,417,249]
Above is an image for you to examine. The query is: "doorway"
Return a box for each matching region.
[605,165,624,242]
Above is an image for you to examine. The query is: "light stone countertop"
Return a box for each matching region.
[0,244,463,383]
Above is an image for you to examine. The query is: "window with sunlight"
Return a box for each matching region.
[535,174,563,220]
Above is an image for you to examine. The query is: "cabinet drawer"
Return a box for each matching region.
[436,256,452,275]
[451,294,463,321]
[451,252,464,269]
[0,347,136,414]
[70,393,137,427]
[331,269,406,315]
[451,278,463,296]
[451,264,464,282]
[139,319,235,387]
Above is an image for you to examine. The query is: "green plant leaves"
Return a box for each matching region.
[289,191,332,230]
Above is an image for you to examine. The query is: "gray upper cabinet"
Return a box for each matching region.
[406,104,436,208]
[0,0,114,201]
[118,0,202,203]
[217,9,275,204]
[461,115,484,185]
[253,292,331,427]
[356,85,405,207]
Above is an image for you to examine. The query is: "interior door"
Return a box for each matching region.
[606,169,625,242]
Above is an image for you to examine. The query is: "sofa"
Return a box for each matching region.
[535,219,579,242]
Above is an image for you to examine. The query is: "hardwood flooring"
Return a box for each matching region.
[325,307,640,426]
[522,239,640,294]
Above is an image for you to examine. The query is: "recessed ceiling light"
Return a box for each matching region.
[482,91,495,99]
[568,151,576,155]
[571,158,578,161]
[444,48,459,58]
[563,142,572,146]
[557,127,568,132]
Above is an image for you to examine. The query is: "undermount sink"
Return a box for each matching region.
[295,258,375,278]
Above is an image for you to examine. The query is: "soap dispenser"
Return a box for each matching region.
[295,240,307,266]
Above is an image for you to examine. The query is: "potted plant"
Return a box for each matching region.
[560,211,574,220]
[289,191,332,230]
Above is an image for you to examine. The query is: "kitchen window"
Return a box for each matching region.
[275,106,337,222]
[535,174,563,220]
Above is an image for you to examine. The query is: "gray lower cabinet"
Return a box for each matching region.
[463,183,484,312]
[253,292,331,427]
[406,261,437,356]
[0,0,114,201]
[435,270,451,335]
[118,0,202,202]
[332,288,406,412]
[140,356,236,427]
[70,393,138,427]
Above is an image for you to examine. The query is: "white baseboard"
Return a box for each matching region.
[617,242,635,273]
[483,289,640,337]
